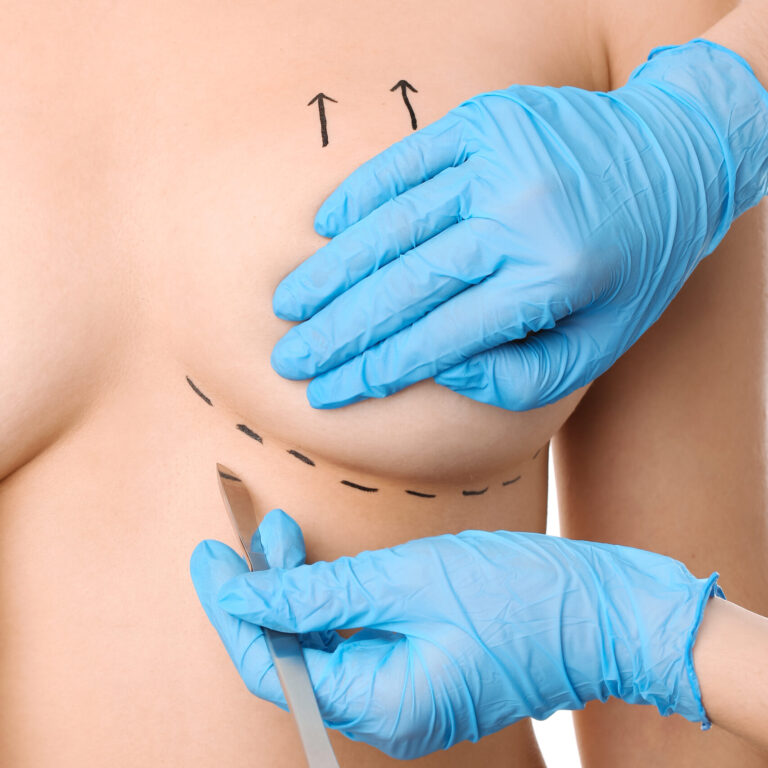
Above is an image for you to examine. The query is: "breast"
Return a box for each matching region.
[118,3,591,484]
[0,0,592,484]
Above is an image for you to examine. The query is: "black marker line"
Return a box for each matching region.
[308,92,338,147]
[287,449,315,466]
[390,80,418,130]
[186,375,213,406]
[502,476,522,486]
[340,480,378,493]
[218,470,242,482]
[405,489,436,498]
[462,487,489,496]
[236,423,263,443]
[532,448,542,459]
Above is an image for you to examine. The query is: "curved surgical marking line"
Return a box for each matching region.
[236,423,263,443]
[287,449,315,466]
[532,448,542,459]
[186,376,213,405]
[187,378,524,500]
[340,480,379,493]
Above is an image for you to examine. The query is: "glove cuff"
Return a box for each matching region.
[626,37,768,253]
[679,571,725,729]
[625,567,725,727]
[580,543,726,729]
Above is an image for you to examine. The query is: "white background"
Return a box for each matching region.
[529,453,583,767]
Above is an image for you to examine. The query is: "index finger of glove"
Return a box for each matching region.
[216,548,425,633]
[313,111,469,238]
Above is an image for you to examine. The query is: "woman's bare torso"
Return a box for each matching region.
[0,2,602,765]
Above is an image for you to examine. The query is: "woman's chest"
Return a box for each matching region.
[0,0,599,483]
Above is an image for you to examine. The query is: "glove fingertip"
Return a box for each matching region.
[307,376,368,409]
[270,333,313,380]
[260,508,306,569]
[306,377,338,408]
[189,540,212,581]
[261,507,297,531]
[314,202,346,238]
[189,539,246,581]
[313,214,336,239]
[272,280,305,322]
[189,538,216,567]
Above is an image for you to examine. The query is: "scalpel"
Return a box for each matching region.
[216,462,340,768]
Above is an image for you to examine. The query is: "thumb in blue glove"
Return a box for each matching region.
[213,510,725,759]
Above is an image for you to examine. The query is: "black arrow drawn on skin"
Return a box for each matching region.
[390,80,418,130]
[307,92,338,147]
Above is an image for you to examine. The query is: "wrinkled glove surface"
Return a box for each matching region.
[271,38,768,410]
[191,509,725,759]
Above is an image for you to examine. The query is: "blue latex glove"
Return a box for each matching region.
[201,509,725,759]
[189,509,342,710]
[271,38,768,410]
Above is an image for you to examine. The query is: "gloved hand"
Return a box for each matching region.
[202,509,725,759]
[189,509,341,711]
[271,37,768,410]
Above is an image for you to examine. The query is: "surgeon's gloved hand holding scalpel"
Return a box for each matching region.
[193,509,728,759]
[271,34,768,410]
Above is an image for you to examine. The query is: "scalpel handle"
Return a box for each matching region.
[264,628,340,768]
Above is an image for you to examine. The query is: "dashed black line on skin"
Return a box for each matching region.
[532,448,542,459]
[186,376,213,406]
[191,377,506,499]
[340,480,379,493]
[287,449,315,466]
[236,424,263,443]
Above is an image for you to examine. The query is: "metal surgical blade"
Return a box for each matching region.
[216,463,340,768]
